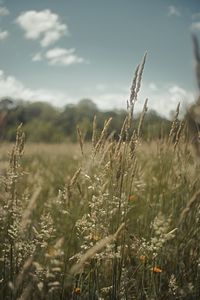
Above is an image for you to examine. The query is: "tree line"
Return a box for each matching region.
[0,97,171,143]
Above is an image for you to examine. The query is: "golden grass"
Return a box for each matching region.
[1,54,200,299]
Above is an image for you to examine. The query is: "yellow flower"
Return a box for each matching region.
[129,195,136,202]
[139,255,146,263]
[92,234,101,241]
[89,233,101,241]
[45,246,56,257]
[73,287,81,294]
[150,267,162,273]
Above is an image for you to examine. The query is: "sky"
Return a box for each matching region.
[0,0,200,118]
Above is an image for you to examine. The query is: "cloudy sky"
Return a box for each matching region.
[0,0,200,117]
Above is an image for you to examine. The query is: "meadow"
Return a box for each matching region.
[0,56,200,300]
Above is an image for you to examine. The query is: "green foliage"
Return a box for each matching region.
[0,98,170,143]
[0,117,200,299]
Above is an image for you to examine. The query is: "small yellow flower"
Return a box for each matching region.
[129,195,136,202]
[139,255,146,263]
[73,287,81,294]
[45,246,56,257]
[92,234,101,241]
[150,267,162,273]
[89,233,101,241]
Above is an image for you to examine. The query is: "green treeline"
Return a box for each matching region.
[0,98,171,142]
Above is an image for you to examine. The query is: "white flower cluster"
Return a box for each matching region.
[75,171,128,262]
[168,274,178,296]
[140,212,177,257]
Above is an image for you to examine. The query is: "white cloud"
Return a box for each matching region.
[45,47,86,65]
[0,6,9,16]
[0,70,68,106]
[169,85,187,97]
[0,29,8,40]
[0,70,194,119]
[16,9,68,47]
[85,82,194,119]
[32,48,87,66]
[191,22,200,31]
[168,5,181,17]
[142,83,194,118]
[93,92,128,110]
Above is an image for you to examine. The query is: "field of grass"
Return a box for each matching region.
[0,119,200,300]
[1,56,200,300]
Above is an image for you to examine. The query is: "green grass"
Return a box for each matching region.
[0,122,200,299]
[0,54,200,299]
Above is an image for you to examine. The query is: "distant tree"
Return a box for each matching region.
[0,97,172,143]
[23,102,58,122]
[77,99,98,111]
[142,110,170,140]
[0,98,16,111]
[56,100,98,141]
[56,104,77,140]
[0,97,17,139]
[76,99,98,121]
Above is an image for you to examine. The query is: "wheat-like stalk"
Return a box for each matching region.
[70,223,125,275]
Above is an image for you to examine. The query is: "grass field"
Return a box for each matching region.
[0,122,200,299]
[1,56,200,299]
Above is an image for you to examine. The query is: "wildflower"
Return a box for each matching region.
[139,255,146,263]
[150,267,162,273]
[45,246,56,257]
[88,233,101,241]
[169,274,178,295]
[73,287,81,294]
[92,234,101,241]
[129,195,136,202]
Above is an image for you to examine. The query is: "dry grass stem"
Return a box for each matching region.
[93,117,112,156]
[128,52,147,127]
[92,115,97,148]
[70,223,125,275]
[76,125,84,155]
[179,188,200,225]
[20,187,42,234]
[137,98,148,137]
[168,102,180,142]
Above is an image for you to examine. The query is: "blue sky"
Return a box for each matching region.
[0,0,200,117]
